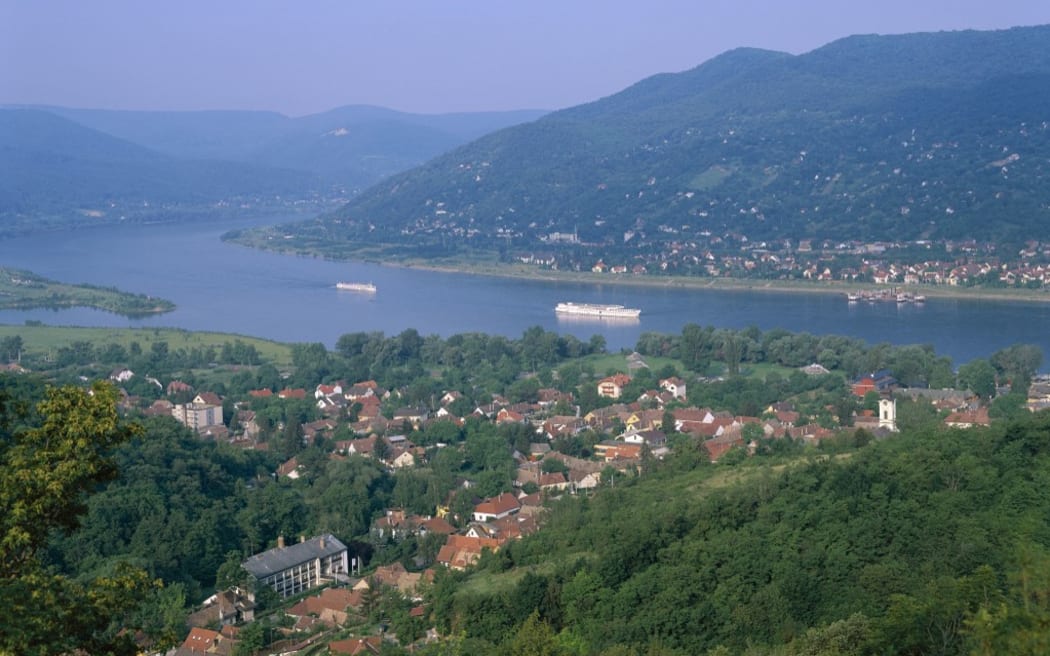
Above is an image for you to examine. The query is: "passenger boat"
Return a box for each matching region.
[336,282,377,293]
[555,302,641,318]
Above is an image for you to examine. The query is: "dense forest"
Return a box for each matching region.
[425,412,1050,655]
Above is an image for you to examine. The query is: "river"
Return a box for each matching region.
[2,215,1049,367]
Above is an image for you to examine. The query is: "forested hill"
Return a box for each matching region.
[316,25,1050,250]
[433,414,1050,655]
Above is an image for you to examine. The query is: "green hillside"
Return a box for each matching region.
[432,415,1050,655]
[297,25,1050,254]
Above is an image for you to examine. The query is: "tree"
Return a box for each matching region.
[233,620,266,656]
[0,381,157,655]
[216,551,252,591]
[990,344,1043,391]
[507,610,561,656]
[958,358,997,400]
[966,544,1050,656]
[0,335,22,363]
[661,410,677,436]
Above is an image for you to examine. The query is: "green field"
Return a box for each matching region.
[0,324,294,368]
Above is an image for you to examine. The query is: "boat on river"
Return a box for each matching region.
[846,289,926,304]
[336,282,377,293]
[555,302,641,318]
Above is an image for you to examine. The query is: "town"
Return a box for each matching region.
[518,237,1050,289]
[6,323,1028,655]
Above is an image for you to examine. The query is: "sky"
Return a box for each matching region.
[2,1,1049,117]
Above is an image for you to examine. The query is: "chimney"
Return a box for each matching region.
[300,535,305,543]
[320,536,326,549]
[277,535,285,549]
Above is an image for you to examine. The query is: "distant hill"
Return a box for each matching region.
[0,109,320,228]
[23,104,549,190]
[312,25,1050,252]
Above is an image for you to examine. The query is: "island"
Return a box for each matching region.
[0,267,175,317]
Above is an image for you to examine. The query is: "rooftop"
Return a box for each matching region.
[242,534,347,579]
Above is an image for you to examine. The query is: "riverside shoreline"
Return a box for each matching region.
[225,236,1050,305]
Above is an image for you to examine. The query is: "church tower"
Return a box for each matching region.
[878,397,898,432]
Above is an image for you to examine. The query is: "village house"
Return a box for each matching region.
[593,440,643,462]
[328,636,382,655]
[175,627,230,656]
[536,387,573,408]
[538,471,571,492]
[436,534,502,570]
[336,436,377,458]
[703,434,745,462]
[539,415,586,440]
[143,398,174,418]
[286,587,362,628]
[185,588,255,629]
[851,370,897,397]
[314,382,344,398]
[167,379,193,396]
[472,492,521,522]
[277,456,302,479]
[659,376,688,400]
[800,363,831,376]
[944,406,991,428]
[278,388,307,400]
[597,373,632,399]
[585,403,630,430]
[392,407,428,429]
[109,367,134,383]
[622,428,667,448]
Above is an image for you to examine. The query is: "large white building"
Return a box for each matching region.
[242,534,350,599]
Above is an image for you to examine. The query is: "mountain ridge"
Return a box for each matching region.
[0,103,548,232]
[306,24,1050,253]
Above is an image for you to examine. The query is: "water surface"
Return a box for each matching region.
[3,216,1048,367]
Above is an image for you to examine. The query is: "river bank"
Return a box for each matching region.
[222,235,1050,305]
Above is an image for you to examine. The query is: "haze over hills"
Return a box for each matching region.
[0,104,547,233]
[0,109,321,228]
[12,104,547,185]
[304,25,1050,254]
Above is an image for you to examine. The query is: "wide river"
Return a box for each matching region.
[2,215,1049,367]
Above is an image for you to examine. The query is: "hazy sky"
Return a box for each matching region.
[3,1,1049,116]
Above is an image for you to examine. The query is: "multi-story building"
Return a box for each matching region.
[242,534,350,599]
[171,392,224,432]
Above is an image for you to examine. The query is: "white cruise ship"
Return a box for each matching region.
[555,302,641,318]
[336,282,377,293]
